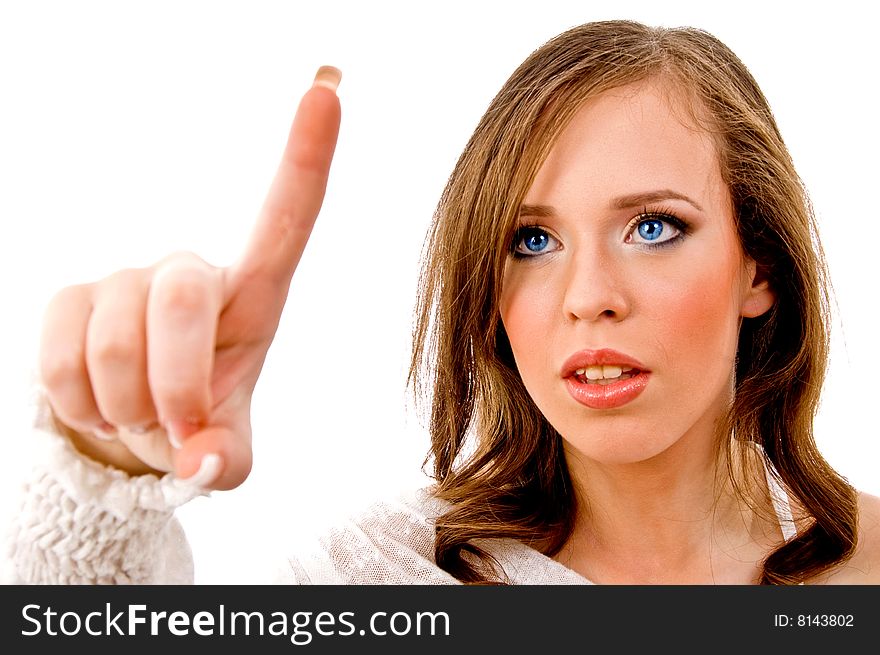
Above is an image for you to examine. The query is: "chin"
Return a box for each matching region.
[565,445,676,468]
[559,425,678,467]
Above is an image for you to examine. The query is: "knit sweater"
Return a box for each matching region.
[3,421,599,585]
[3,413,797,585]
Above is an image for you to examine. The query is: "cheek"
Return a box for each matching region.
[499,269,559,361]
[650,260,743,368]
[499,272,562,405]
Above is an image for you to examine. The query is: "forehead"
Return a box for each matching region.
[526,79,727,210]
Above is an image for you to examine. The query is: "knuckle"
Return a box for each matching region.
[44,283,90,316]
[39,347,84,391]
[87,328,142,367]
[150,263,218,314]
[153,278,210,314]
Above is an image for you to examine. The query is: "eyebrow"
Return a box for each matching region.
[518,203,556,218]
[518,189,704,217]
[612,189,704,212]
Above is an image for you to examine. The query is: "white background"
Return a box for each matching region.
[0,1,877,583]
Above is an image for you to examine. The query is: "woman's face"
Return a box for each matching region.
[499,80,773,465]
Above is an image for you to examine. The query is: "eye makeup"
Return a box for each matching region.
[510,205,692,259]
[623,206,691,250]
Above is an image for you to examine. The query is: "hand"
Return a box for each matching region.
[38,67,342,490]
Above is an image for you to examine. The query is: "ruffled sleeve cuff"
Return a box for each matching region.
[4,402,206,584]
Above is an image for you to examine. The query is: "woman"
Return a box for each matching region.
[6,20,879,584]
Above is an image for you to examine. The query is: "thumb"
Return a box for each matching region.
[174,424,253,491]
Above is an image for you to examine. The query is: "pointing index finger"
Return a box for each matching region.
[233,66,342,289]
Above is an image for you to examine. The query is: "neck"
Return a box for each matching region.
[556,437,779,584]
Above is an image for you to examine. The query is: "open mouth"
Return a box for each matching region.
[572,365,640,385]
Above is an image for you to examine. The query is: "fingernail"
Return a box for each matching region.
[165,418,200,450]
[128,421,160,435]
[167,425,183,450]
[179,453,223,489]
[93,422,117,442]
[313,65,342,92]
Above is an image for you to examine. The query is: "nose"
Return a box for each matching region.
[561,249,631,322]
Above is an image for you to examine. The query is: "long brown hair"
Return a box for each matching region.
[409,19,857,584]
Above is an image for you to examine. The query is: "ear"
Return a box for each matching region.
[740,259,775,318]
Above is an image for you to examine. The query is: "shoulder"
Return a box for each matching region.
[284,485,459,584]
[813,490,880,584]
[343,485,447,542]
[852,491,880,581]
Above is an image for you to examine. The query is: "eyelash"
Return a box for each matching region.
[624,207,690,249]
[511,224,559,259]
[511,208,691,258]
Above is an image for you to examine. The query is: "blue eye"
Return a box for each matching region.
[627,213,687,248]
[524,231,549,252]
[513,227,559,257]
[638,219,664,241]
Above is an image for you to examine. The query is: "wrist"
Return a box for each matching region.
[47,407,164,478]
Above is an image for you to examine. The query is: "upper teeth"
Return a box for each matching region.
[575,365,633,380]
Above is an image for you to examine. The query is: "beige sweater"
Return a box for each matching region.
[4,421,598,585]
[4,409,797,585]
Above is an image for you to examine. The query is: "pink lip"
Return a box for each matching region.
[560,349,649,377]
[561,349,651,410]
